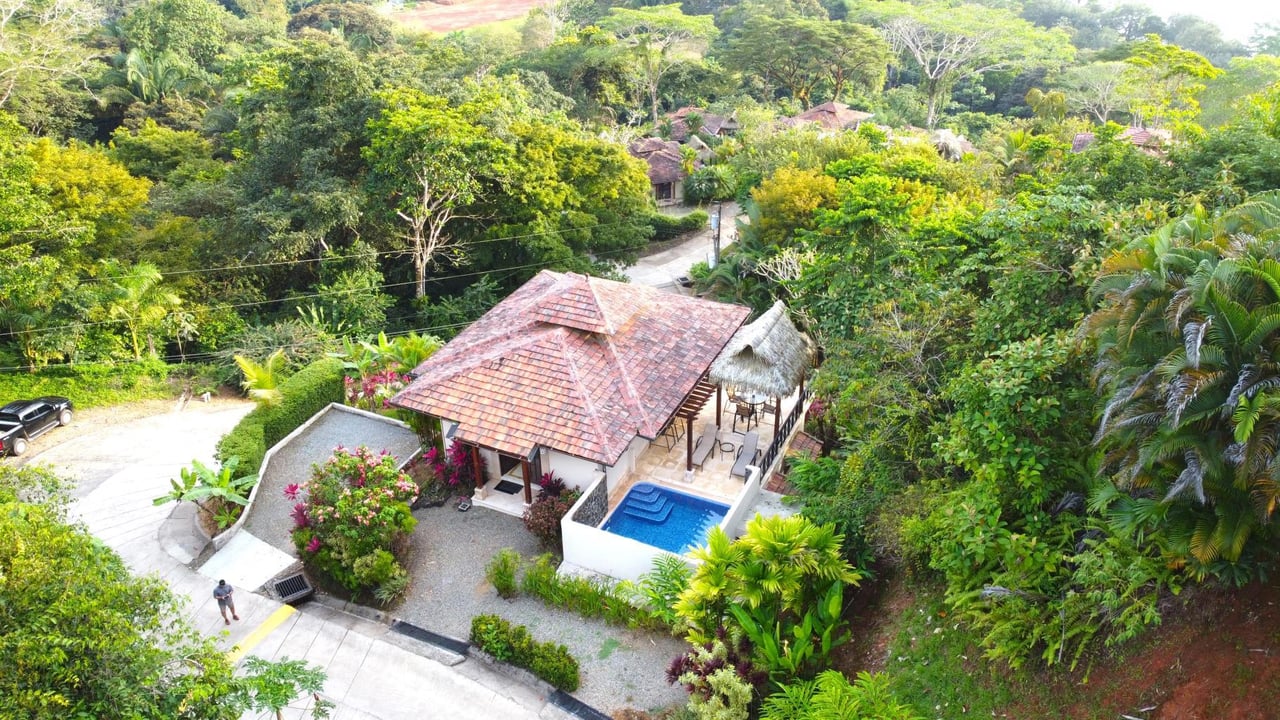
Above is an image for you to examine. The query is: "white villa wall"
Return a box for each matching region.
[606,437,648,486]
[722,464,763,538]
[546,450,605,492]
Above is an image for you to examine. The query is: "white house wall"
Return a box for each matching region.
[546,450,605,492]
[606,437,648,486]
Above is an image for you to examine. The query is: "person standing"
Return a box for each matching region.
[213,579,239,625]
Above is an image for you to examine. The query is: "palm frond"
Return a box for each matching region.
[1164,450,1207,504]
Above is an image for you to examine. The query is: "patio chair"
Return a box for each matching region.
[731,431,759,479]
[691,423,718,468]
[732,402,756,432]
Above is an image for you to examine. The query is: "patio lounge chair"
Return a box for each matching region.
[691,423,718,468]
[731,430,759,479]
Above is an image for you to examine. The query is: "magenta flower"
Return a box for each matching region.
[290,503,310,529]
[306,536,322,553]
[283,483,301,501]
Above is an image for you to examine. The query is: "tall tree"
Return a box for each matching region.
[213,39,375,276]
[1120,34,1220,130]
[1059,60,1127,124]
[363,87,511,298]
[0,0,102,110]
[864,1,1075,128]
[722,15,889,107]
[597,3,717,124]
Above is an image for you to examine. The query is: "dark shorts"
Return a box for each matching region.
[216,596,232,608]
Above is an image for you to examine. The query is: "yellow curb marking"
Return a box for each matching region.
[228,605,297,663]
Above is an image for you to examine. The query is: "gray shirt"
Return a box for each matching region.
[213,584,233,604]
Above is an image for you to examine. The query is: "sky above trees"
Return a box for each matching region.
[1141,0,1280,42]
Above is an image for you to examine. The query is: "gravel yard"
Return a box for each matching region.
[244,406,422,554]
[397,503,688,715]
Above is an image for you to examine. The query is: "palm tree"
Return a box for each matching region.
[234,349,288,406]
[100,49,204,106]
[101,260,182,360]
[1085,191,1280,578]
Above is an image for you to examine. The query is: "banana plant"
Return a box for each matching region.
[153,457,258,529]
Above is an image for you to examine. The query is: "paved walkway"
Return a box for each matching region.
[31,401,561,720]
[624,202,740,290]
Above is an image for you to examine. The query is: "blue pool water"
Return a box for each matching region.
[601,482,729,554]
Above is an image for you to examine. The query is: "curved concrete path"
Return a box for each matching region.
[29,401,556,720]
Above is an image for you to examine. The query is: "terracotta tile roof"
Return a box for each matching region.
[628,138,686,184]
[390,271,750,466]
[784,101,873,131]
[1072,127,1172,154]
[666,106,739,141]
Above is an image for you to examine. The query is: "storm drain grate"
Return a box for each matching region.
[273,573,315,604]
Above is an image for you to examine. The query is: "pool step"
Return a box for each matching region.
[629,486,663,502]
[623,499,673,524]
[625,493,668,512]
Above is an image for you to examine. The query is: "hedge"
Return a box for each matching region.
[216,357,345,475]
[647,210,708,242]
[469,614,580,692]
[0,360,171,409]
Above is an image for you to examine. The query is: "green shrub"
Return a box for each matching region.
[486,548,522,599]
[260,357,345,449]
[469,614,580,692]
[521,554,668,631]
[647,210,708,242]
[216,414,267,477]
[216,357,344,475]
[0,359,172,409]
[623,553,692,630]
[761,671,920,720]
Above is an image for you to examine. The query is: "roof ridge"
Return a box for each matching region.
[553,329,613,458]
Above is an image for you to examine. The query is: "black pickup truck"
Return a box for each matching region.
[0,396,73,456]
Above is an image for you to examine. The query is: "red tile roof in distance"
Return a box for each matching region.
[390,271,750,466]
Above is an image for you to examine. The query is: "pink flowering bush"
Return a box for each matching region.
[288,445,418,601]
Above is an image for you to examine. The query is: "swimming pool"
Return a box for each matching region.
[601,482,729,554]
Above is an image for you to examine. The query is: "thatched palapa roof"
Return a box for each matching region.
[708,301,814,397]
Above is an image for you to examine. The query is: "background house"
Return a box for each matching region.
[781,101,874,132]
[628,137,689,205]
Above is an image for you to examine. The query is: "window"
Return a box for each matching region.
[655,182,673,201]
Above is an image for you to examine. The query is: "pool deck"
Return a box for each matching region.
[608,386,801,510]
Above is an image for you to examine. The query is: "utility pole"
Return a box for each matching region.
[712,199,723,266]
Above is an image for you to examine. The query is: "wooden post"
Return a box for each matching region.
[521,457,533,505]
[685,416,694,471]
[715,385,722,428]
[471,444,483,491]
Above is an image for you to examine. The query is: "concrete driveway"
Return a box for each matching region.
[20,400,558,720]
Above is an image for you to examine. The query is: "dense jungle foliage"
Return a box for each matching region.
[5,0,1280,716]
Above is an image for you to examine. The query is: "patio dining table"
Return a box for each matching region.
[740,391,769,408]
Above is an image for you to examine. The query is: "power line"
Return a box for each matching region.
[0,322,476,374]
[0,242,649,343]
[71,219,646,285]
